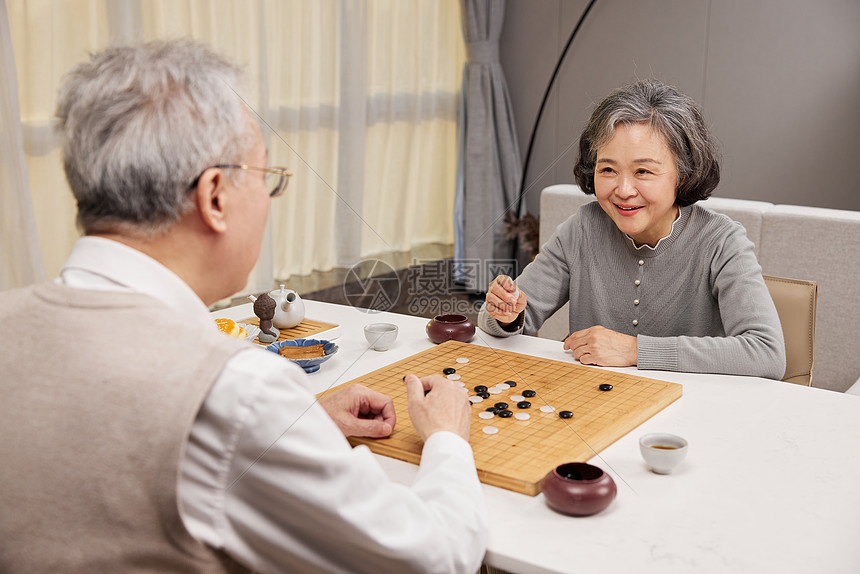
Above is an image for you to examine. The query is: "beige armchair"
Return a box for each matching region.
[763,276,817,386]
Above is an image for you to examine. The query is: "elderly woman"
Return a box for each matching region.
[478,79,786,380]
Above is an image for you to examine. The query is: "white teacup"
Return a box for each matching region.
[364,323,398,351]
[639,433,688,474]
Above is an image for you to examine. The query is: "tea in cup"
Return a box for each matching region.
[639,433,688,474]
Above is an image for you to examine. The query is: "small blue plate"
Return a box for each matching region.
[266,338,339,373]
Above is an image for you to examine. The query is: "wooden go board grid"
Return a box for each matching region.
[325,340,682,496]
[243,317,339,345]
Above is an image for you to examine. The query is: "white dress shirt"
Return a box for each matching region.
[59,237,488,574]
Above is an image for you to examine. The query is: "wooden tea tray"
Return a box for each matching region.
[243,317,341,345]
[321,340,682,496]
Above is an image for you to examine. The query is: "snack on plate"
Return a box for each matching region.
[279,343,326,359]
[215,318,248,338]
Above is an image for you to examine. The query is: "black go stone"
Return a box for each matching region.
[485,407,500,415]
[478,392,491,399]
[558,410,574,419]
[516,401,531,409]
[442,367,456,375]
[522,390,536,398]
[494,402,508,410]
[497,409,514,418]
[599,383,613,391]
[473,385,488,393]
[504,380,518,387]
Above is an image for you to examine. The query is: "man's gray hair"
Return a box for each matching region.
[574,79,720,206]
[56,39,255,235]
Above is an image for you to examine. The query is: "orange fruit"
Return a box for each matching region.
[214,318,247,338]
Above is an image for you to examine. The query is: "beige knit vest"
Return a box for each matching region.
[0,282,252,573]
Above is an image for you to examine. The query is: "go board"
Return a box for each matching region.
[243,317,341,344]
[325,340,682,496]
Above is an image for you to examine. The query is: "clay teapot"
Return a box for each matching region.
[268,284,306,329]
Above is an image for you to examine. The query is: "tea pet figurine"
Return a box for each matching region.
[249,292,280,343]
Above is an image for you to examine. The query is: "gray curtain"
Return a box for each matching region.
[454,0,522,292]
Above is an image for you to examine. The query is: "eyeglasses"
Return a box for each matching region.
[191,164,292,197]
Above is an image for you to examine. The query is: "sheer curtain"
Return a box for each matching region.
[4,0,464,293]
[263,0,464,276]
[0,0,43,290]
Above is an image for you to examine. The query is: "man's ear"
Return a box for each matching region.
[194,168,228,234]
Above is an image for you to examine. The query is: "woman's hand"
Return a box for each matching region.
[564,326,637,367]
[484,275,527,325]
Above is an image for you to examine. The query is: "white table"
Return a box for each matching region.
[214,299,860,574]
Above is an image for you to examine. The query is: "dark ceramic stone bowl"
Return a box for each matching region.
[542,462,617,516]
[425,314,476,344]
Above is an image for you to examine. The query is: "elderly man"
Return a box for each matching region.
[0,40,486,573]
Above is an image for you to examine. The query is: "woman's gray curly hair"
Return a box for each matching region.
[574,79,720,206]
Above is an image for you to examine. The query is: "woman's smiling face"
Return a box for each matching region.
[594,122,680,247]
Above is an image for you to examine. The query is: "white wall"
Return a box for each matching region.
[500,0,860,216]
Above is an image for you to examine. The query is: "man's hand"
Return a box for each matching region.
[319,384,396,438]
[564,325,637,367]
[484,275,527,326]
[404,374,471,442]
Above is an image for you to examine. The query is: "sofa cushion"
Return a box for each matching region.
[537,185,591,341]
[699,197,773,254]
[538,184,593,245]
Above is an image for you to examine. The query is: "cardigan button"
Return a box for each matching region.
[632,320,639,326]
[638,259,644,266]
[634,280,641,286]
[634,299,640,305]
